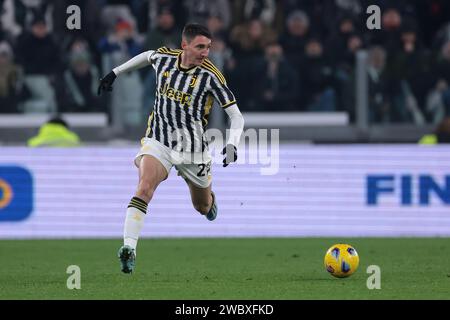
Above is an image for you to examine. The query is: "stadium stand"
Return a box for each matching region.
[0,0,449,143]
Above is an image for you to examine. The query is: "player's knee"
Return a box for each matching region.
[193,202,210,215]
[137,181,155,201]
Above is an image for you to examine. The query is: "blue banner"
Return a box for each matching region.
[0,166,33,222]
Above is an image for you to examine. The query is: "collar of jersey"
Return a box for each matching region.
[177,52,198,73]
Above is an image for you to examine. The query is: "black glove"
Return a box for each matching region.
[221,144,238,167]
[97,71,117,96]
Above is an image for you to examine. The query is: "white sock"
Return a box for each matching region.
[124,197,147,255]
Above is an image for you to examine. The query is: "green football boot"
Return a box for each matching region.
[206,192,218,221]
[118,245,135,274]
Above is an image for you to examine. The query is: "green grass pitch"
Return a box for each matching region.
[0,238,449,300]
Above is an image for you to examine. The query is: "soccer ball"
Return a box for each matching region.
[324,244,359,278]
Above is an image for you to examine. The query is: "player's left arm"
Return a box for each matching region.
[208,73,244,167]
[222,104,244,167]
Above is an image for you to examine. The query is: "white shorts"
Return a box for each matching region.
[134,138,212,188]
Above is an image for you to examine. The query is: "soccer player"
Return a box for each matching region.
[98,24,245,274]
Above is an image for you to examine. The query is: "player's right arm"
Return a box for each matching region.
[97,50,156,96]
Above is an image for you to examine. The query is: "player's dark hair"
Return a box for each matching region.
[182,23,212,42]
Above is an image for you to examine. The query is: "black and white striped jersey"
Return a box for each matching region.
[145,46,236,153]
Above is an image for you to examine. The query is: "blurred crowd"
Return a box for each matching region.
[1,0,450,125]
